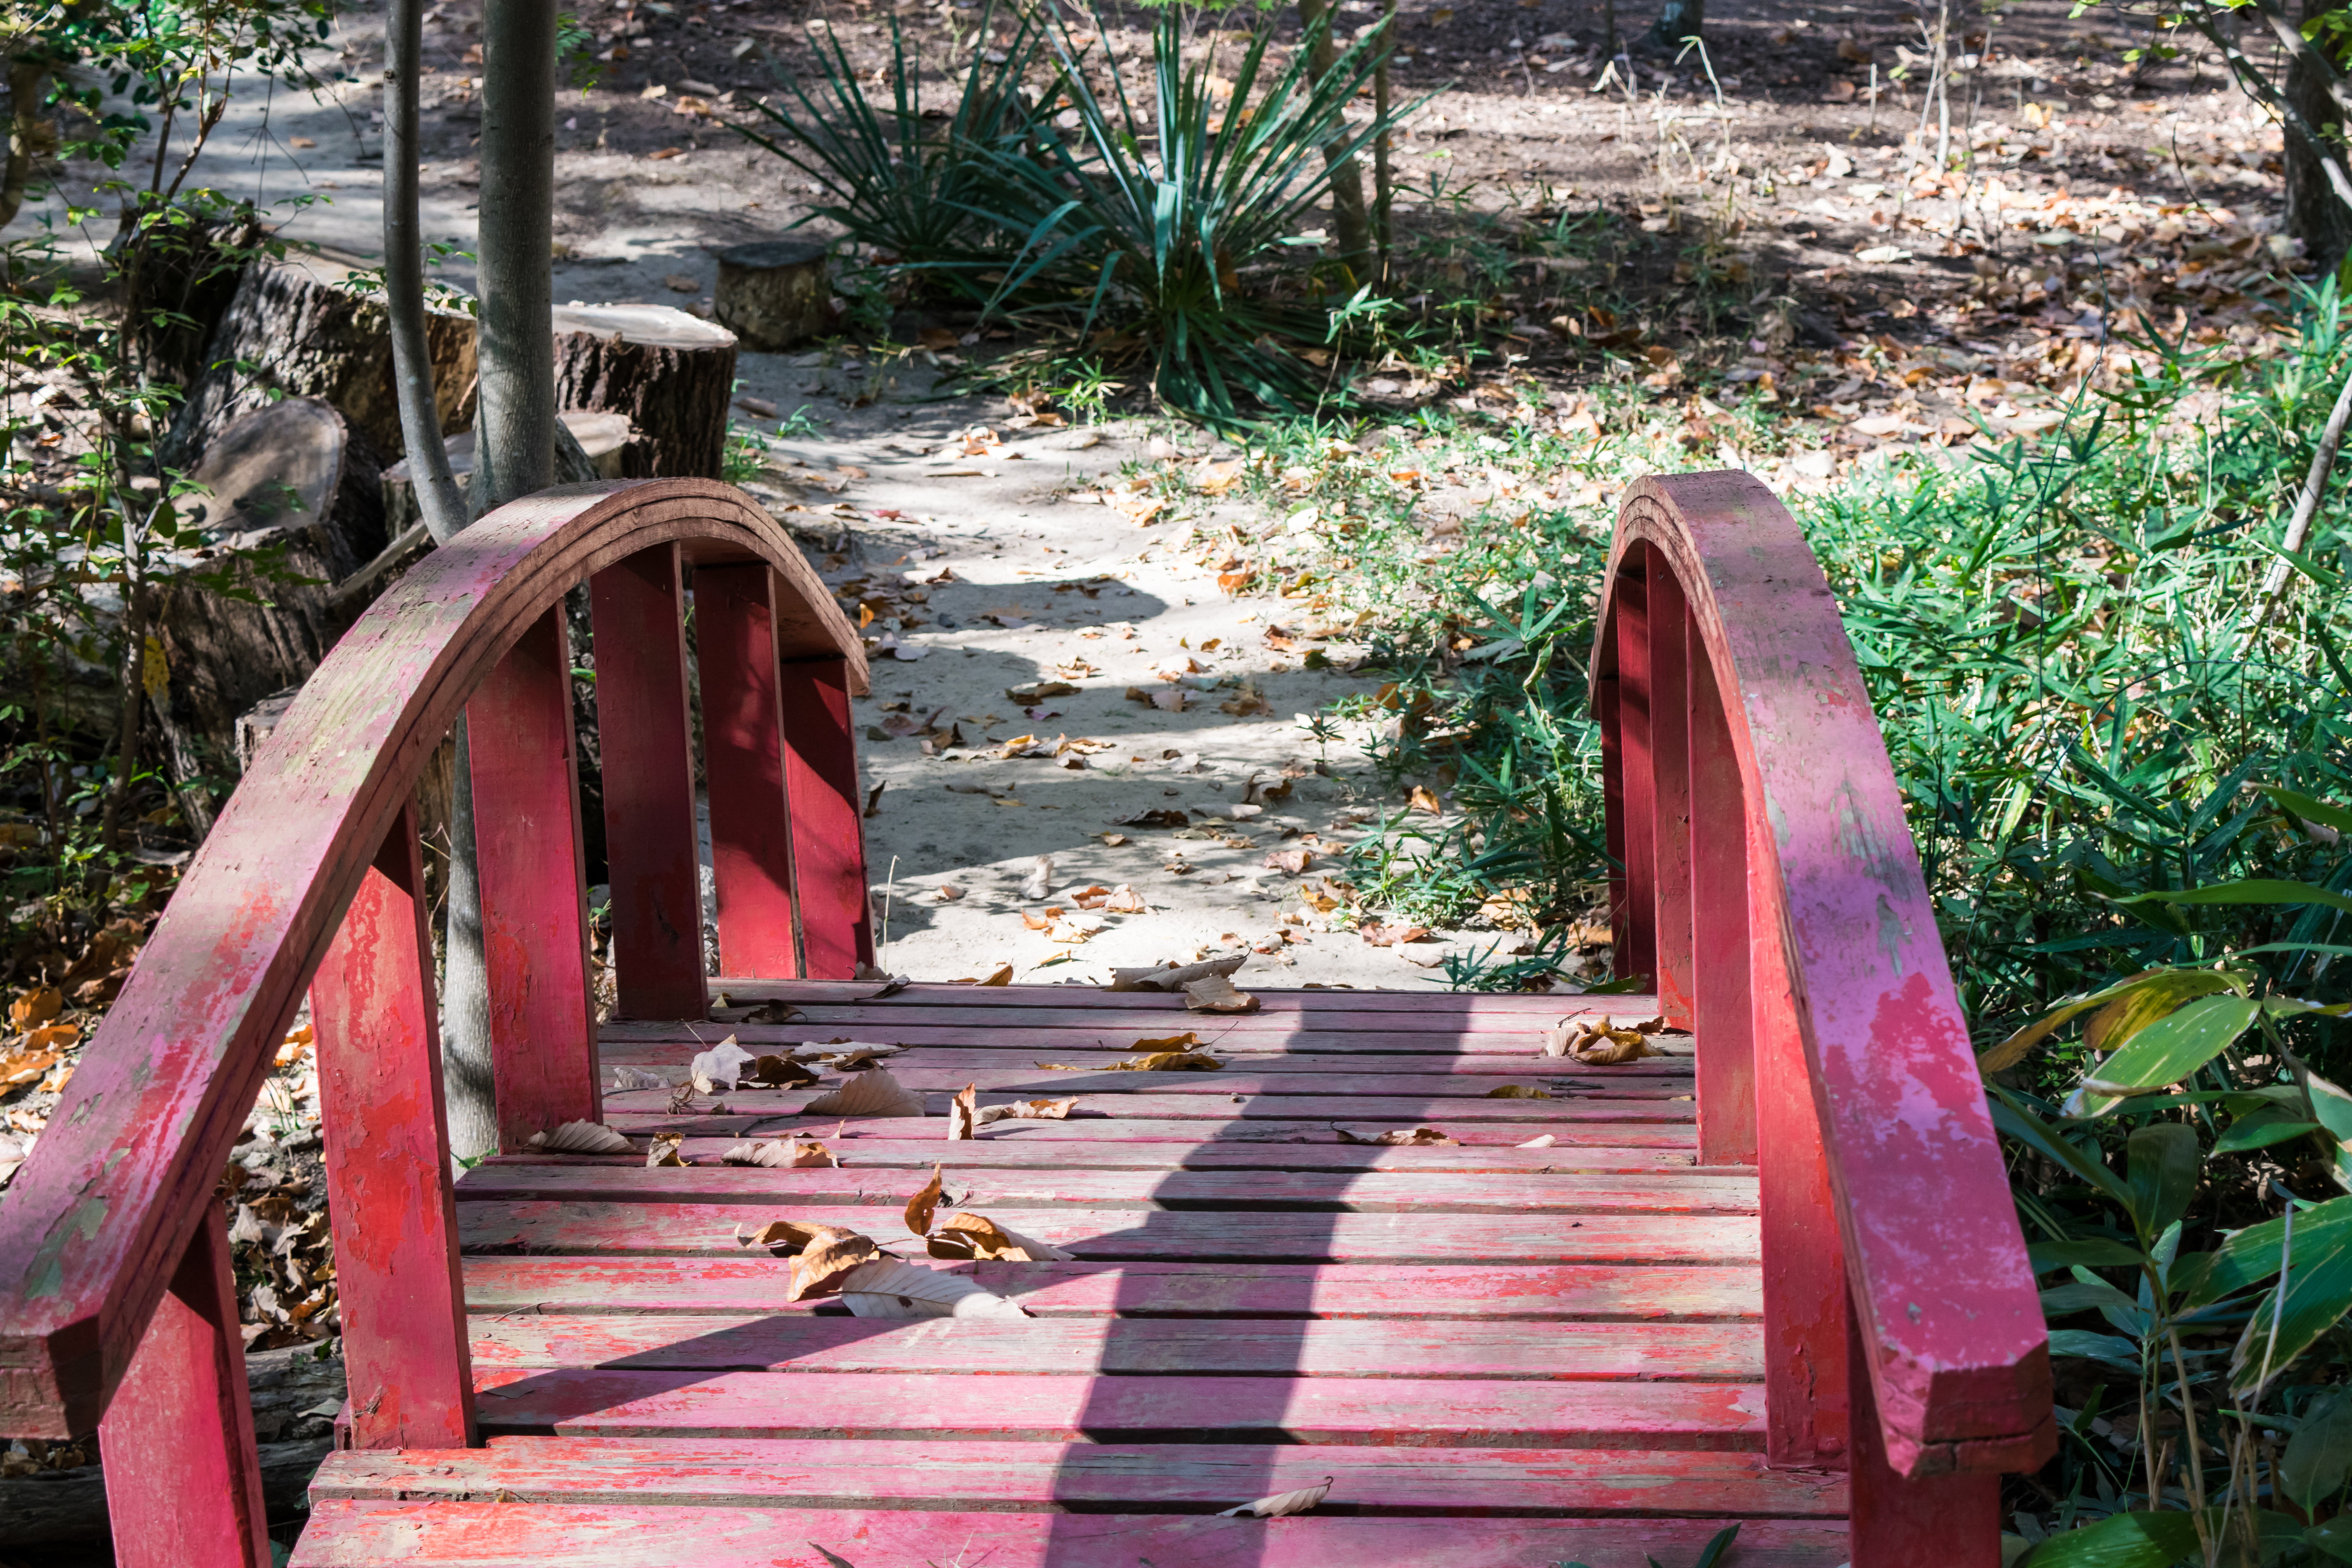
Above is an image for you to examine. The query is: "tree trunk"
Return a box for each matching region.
[163,249,476,471]
[2290,0,2352,276]
[1296,0,1373,278]
[714,240,831,351]
[149,399,385,762]
[552,305,739,478]
[381,411,635,536]
[1642,0,1706,54]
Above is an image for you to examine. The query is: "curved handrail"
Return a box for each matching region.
[0,478,864,1437]
[1590,473,2052,1481]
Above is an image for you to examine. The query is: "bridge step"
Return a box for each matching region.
[292,984,1844,1567]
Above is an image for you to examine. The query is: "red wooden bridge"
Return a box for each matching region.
[0,474,2052,1566]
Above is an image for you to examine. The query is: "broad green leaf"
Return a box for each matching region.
[2029,1239,2147,1273]
[2282,1391,2352,1512]
[2045,1329,2143,1368]
[2017,1509,2198,1567]
[2311,1514,2352,1563]
[1993,1090,2131,1203]
[1979,968,2244,1076]
[2213,1107,2323,1154]
[2113,878,2352,916]
[2127,1123,2199,1243]
[2262,785,2352,837]
[2073,995,2259,1112]
[2041,1279,2138,1318]
[2185,1194,2352,1310]
[2233,1207,2352,1391]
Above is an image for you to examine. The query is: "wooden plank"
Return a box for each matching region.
[1688,634,1755,1167]
[309,803,475,1448]
[1648,562,1696,1031]
[468,1312,1762,1381]
[589,543,709,1020]
[1847,1288,2000,1562]
[601,1034,1700,1073]
[469,604,601,1150]
[457,1163,1759,1216]
[776,655,871,978]
[697,562,800,978]
[629,1008,1654,1042]
[492,1137,1706,1174]
[461,1258,1764,1321]
[600,1065,1694,1101]
[605,1114,1699,1148]
[0,479,861,1437]
[295,1499,1851,1567]
[599,1088,1698,1123]
[703,979,1659,1019]
[466,1366,1770,1448]
[311,1436,1848,1515]
[98,1214,270,1568]
[456,1202,1760,1264]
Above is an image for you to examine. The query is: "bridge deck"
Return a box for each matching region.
[294,987,1844,1561]
[296,981,1851,1567]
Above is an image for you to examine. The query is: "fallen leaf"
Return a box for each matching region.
[837,1257,1030,1319]
[528,1120,633,1154]
[747,1054,820,1088]
[1150,689,1189,713]
[1105,884,1148,913]
[1108,955,1247,992]
[928,1210,1076,1262]
[1263,848,1311,875]
[933,884,965,902]
[905,1162,947,1235]
[1007,681,1080,704]
[737,1219,884,1299]
[1113,1050,1222,1072]
[1359,922,1432,947]
[1332,1124,1457,1145]
[974,964,1015,986]
[1185,975,1259,1014]
[948,1083,981,1140]
[1133,1031,1203,1050]
[9,987,61,1029]
[1408,785,1443,815]
[822,1043,906,1071]
[691,1036,757,1093]
[1111,808,1190,829]
[720,1138,836,1167]
[0,1049,58,1089]
[1216,1477,1333,1518]
[1516,1133,1558,1149]
[803,1069,924,1118]
[645,1132,689,1167]
[1069,885,1114,908]
[1486,1084,1553,1099]
[1022,855,1055,901]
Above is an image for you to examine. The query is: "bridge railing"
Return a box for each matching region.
[1592,473,2054,1561]
[0,479,869,1566]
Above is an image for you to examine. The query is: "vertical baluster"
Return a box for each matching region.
[1597,675,1625,960]
[310,800,476,1449]
[778,655,874,978]
[1752,828,1849,1465]
[696,563,801,979]
[1688,636,1757,1165]
[1613,561,1657,984]
[590,544,710,1018]
[468,604,599,1148]
[1848,1289,2001,1560]
[1647,567,1695,1029]
[98,1214,269,1568]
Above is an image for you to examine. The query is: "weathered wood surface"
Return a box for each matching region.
[312,1434,1846,1514]
[1596,474,2051,1479]
[0,480,864,1439]
[603,1112,1699,1147]
[702,978,1659,1018]
[712,239,831,350]
[489,1136,1704,1173]
[295,1499,1851,1566]
[598,1087,1698,1123]
[465,1366,1771,1447]
[551,305,737,479]
[455,1162,1758,1214]
[467,1313,1761,1379]
[458,1258,1763,1320]
[456,1202,1760,1264]
[600,1035,1698,1073]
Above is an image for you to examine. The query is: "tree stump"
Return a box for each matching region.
[380,410,638,535]
[151,398,385,765]
[713,240,831,351]
[165,247,477,469]
[551,305,737,479]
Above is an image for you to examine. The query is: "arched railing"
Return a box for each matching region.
[0,479,868,1565]
[1592,473,2053,1558]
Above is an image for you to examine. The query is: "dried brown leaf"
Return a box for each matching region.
[645,1133,689,1167]
[1112,1050,1222,1072]
[1216,1477,1333,1518]
[1486,1084,1553,1099]
[1184,974,1258,1014]
[948,1083,980,1140]
[905,1163,946,1236]
[927,1210,1076,1262]
[1332,1123,1457,1146]
[736,1220,884,1300]
[803,1069,924,1119]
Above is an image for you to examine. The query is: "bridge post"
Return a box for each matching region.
[468,605,601,1147]
[697,563,803,979]
[1611,564,1656,984]
[1848,1290,2003,1562]
[591,543,711,1017]
[311,801,477,1449]
[1687,639,1755,1166]
[1647,565,1696,1030]
[778,654,875,978]
[97,1215,270,1568]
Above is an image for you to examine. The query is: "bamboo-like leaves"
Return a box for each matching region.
[2065,994,2259,1116]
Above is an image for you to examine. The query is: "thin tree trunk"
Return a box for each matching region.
[1297,0,1372,278]
[2289,0,2352,273]
[1374,0,1396,268]
[2,59,51,234]
[99,571,147,857]
[2252,350,2352,630]
[385,0,468,546]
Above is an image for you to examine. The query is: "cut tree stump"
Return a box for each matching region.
[381,410,639,536]
[552,305,737,479]
[713,240,830,350]
[152,398,385,762]
[165,247,476,469]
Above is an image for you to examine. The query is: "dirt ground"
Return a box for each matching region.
[2,0,2304,986]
